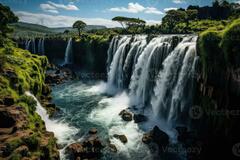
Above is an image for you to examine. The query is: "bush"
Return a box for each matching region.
[23,134,39,150]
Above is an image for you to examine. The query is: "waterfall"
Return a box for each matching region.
[151,36,198,125]
[25,39,31,51]
[37,38,45,55]
[106,35,198,126]
[32,38,36,54]
[63,38,73,65]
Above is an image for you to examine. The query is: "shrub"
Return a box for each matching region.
[22,134,39,150]
[18,95,36,114]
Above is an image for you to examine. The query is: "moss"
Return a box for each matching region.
[198,29,225,75]
[22,134,39,150]
[220,19,240,68]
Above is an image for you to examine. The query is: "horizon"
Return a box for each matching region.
[1,0,235,28]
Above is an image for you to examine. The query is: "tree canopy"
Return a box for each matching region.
[112,16,146,29]
[73,20,87,37]
[0,3,18,37]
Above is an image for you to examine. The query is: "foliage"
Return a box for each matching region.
[73,20,87,37]
[0,3,18,37]
[112,16,146,30]
[221,19,240,68]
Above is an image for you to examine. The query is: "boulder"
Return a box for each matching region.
[133,114,147,123]
[142,126,169,150]
[0,111,16,128]
[109,144,117,153]
[89,128,97,135]
[66,129,104,160]
[113,134,128,144]
[119,110,132,121]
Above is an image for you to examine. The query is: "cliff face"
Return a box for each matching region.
[0,41,59,159]
[193,19,240,159]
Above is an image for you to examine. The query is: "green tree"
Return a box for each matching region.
[112,16,146,29]
[72,20,86,37]
[161,10,187,33]
[0,3,18,37]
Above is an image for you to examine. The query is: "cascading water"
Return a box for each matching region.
[32,38,36,54]
[38,38,45,55]
[63,38,73,65]
[25,39,31,51]
[106,35,198,126]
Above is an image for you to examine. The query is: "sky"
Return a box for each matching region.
[0,0,238,28]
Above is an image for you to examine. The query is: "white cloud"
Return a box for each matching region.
[40,1,79,13]
[146,20,161,25]
[145,7,163,15]
[15,11,120,28]
[47,1,79,11]
[164,7,178,12]
[173,0,185,4]
[40,4,59,14]
[109,2,163,15]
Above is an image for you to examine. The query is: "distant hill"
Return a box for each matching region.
[10,22,107,36]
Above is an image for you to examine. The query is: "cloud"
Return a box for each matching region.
[145,7,163,15]
[164,7,178,12]
[47,1,79,11]
[173,0,185,4]
[40,1,79,13]
[145,20,161,25]
[109,2,163,15]
[15,11,119,28]
[40,4,59,14]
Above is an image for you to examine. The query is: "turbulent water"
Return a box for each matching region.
[34,35,198,160]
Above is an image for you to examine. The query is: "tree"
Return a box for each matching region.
[161,10,187,33]
[72,20,86,37]
[112,16,146,29]
[0,3,18,37]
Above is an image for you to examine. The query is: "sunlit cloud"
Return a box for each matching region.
[109,2,163,15]
[173,0,185,4]
[40,1,79,14]
[164,7,178,12]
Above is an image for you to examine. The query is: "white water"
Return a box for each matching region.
[88,92,153,159]
[25,92,78,158]
[38,38,45,55]
[106,35,198,127]
[63,38,73,65]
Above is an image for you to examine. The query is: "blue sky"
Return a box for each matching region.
[0,0,236,28]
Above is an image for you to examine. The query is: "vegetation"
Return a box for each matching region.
[73,20,87,37]
[0,3,18,37]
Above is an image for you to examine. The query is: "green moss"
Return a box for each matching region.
[22,134,39,150]
[198,29,225,74]
[220,18,240,68]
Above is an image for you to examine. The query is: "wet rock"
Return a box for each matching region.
[119,110,132,121]
[113,134,128,144]
[89,128,98,135]
[66,130,104,160]
[109,144,117,153]
[3,97,14,106]
[42,84,52,96]
[142,126,169,150]
[133,114,147,123]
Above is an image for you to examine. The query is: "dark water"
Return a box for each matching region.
[51,80,156,160]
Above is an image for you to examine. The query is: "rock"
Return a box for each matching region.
[109,144,117,152]
[3,97,14,106]
[55,70,60,74]
[66,131,104,160]
[89,128,97,135]
[119,110,132,121]
[142,126,169,150]
[15,145,29,157]
[113,134,128,144]
[133,114,147,123]
[0,111,16,128]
